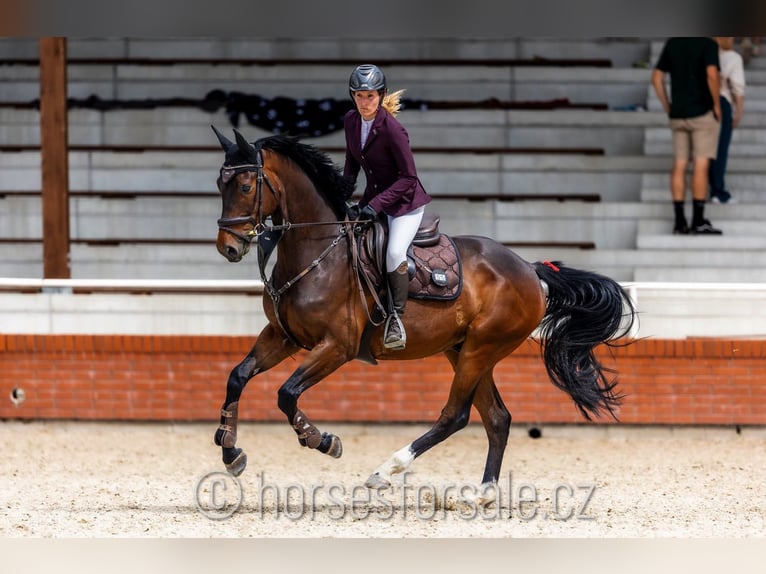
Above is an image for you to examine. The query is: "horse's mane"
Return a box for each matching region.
[255,135,355,218]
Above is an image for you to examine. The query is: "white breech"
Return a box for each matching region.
[386,206,425,271]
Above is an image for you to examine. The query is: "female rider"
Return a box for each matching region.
[343,64,432,350]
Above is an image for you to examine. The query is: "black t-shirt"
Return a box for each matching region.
[655,37,720,119]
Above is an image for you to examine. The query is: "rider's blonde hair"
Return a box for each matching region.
[381,89,405,117]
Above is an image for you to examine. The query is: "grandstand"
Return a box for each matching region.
[1,37,765,339]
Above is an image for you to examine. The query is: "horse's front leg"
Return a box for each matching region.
[277,342,350,459]
[214,325,295,476]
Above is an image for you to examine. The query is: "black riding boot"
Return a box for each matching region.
[384,262,409,350]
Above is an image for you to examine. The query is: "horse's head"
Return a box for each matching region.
[212,126,280,262]
[213,127,356,263]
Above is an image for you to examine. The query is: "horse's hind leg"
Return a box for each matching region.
[214,324,295,476]
[365,348,484,490]
[466,374,511,505]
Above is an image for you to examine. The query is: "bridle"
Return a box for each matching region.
[216,150,279,244]
[217,150,351,242]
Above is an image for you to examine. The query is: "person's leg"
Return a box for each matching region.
[671,158,688,202]
[671,158,690,234]
[670,120,691,233]
[692,156,714,230]
[384,206,425,349]
[708,97,733,201]
[386,206,425,271]
[692,157,711,203]
[690,112,722,234]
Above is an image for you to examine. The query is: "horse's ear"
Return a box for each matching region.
[233,129,258,164]
[211,125,236,153]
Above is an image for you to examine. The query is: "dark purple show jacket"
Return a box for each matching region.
[343,107,432,217]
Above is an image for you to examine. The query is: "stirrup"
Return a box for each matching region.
[383,314,406,350]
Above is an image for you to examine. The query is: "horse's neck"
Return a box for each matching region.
[268,156,336,227]
[269,161,343,274]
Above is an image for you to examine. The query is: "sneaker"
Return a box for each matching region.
[691,219,723,235]
[710,191,736,204]
[673,221,689,235]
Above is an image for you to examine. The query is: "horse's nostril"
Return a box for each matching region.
[226,246,239,260]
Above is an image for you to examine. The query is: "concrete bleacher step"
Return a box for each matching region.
[0,107,657,156]
[0,149,671,201]
[0,242,264,280]
[648,98,766,113]
[0,194,495,242]
[644,126,766,156]
[70,244,260,280]
[639,217,766,235]
[640,188,766,204]
[745,55,766,70]
[514,246,766,268]
[625,283,766,338]
[638,233,766,250]
[634,266,766,282]
[493,201,664,249]
[0,37,654,67]
[0,244,42,278]
[637,219,766,250]
[641,171,766,197]
[9,239,766,283]
[0,60,655,105]
[647,97,766,115]
[10,194,635,245]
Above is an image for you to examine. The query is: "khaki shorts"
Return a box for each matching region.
[669,111,720,159]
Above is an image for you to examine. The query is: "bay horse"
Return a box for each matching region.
[211,127,637,499]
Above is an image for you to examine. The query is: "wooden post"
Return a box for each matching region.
[39,37,71,279]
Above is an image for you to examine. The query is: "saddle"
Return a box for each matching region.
[355,211,463,302]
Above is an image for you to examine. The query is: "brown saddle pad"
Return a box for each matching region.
[407,233,462,300]
[355,214,462,302]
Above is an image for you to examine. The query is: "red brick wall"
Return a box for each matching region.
[0,335,763,425]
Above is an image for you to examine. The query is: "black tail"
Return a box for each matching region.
[532,261,637,420]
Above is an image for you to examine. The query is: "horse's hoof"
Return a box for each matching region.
[318,432,343,458]
[365,472,391,491]
[224,449,247,477]
[461,482,499,508]
[326,434,343,458]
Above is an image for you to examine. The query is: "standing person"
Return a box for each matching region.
[343,64,432,350]
[709,36,746,204]
[651,37,723,235]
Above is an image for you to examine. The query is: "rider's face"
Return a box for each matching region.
[353,90,381,121]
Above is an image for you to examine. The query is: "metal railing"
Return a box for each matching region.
[1,277,764,296]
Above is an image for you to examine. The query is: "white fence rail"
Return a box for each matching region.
[0,277,265,293]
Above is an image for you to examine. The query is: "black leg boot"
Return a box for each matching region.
[384,262,409,350]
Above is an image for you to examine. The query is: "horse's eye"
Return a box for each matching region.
[242,185,251,193]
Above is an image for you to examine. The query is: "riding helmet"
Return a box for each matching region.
[348,64,386,96]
